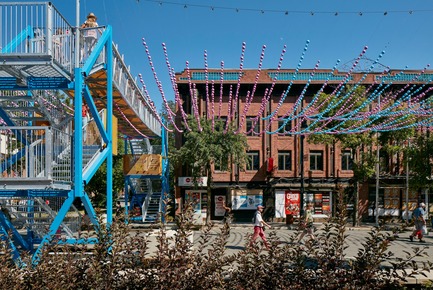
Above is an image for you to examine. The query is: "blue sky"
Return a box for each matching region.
[20,1,433,110]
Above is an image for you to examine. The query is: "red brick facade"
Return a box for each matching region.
[173,68,432,222]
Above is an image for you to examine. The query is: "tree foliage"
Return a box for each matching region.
[0,190,431,289]
[170,115,249,222]
[407,132,433,189]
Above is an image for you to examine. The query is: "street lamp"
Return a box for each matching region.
[299,116,307,217]
[375,95,381,226]
[75,0,80,68]
[405,140,410,221]
[300,133,305,217]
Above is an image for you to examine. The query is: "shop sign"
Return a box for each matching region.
[285,190,300,216]
[178,176,208,187]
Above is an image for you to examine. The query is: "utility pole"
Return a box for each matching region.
[405,140,410,221]
[75,0,80,69]
[300,134,305,217]
[299,99,305,217]
[375,95,381,226]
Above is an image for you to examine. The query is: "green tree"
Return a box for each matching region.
[171,116,249,223]
[152,100,176,218]
[407,132,433,189]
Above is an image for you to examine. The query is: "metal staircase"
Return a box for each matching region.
[125,139,164,223]
[0,197,80,240]
[0,2,167,264]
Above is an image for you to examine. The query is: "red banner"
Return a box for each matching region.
[285,190,300,215]
[267,157,274,172]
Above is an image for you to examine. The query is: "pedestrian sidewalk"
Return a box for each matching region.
[226,220,386,230]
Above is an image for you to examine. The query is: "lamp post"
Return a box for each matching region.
[375,95,381,226]
[75,0,80,68]
[299,98,305,217]
[405,140,410,221]
[300,133,305,217]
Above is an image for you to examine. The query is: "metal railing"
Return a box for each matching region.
[112,45,161,136]
[80,26,106,67]
[0,2,161,136]
[0,126,72,184]
[0,196,81,239]
[0,2,74,74]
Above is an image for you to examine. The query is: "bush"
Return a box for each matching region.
[0,192,432,289]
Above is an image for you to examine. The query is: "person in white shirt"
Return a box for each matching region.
[250,205,271,249]
[81,12,99,58]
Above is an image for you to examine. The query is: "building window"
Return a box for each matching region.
[341,150,353,170]
[246,117,260,136]
[214,116,228,131]
[278,117,292,133]
[309,150,323,171]
[246,151,260,171]
[214,157,228,172]
[278,150,292,170]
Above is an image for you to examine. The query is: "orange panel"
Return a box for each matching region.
[127,154,162,175]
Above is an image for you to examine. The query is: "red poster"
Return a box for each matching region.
[285,191,300,215]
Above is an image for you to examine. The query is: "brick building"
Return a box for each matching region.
[174,68,433,223]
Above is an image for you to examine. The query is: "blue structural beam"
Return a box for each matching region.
[106,27,113,225]
[32,195,74,265]
[1,25,32,53]
[0,210,30,251]
[80,194,99,228]
[0,190,69,198]
[57,238,98,245]
[0,107,16,126]
[0,147,25,172]
[0,77,22,89]
[0,217,23,266]
[160,123,170,223]
[82,26,112,76]
[83,86,109,144]
[82,148,110,183]
[27,77,70,90]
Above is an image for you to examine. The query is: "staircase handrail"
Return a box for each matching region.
[111,43,161,136]
[141,179,153,222]
[34,197,75,237]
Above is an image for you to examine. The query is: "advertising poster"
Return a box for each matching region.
[230,189,263,210]
[185,190,206,224]
[214,195,226,217]
[231,195,263,210]
[285,190,300,216]
[314,193,323,214]
[201,192,208,215]
[186,191,201,213]
[322,193,331,214]
[275,191,286,218]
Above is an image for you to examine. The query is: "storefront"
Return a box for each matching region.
[275,190,332,219]
[185,190,207,224]
[227,188,263,222]
[368,186,431,220]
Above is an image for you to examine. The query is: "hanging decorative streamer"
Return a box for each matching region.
[137,40,433,136]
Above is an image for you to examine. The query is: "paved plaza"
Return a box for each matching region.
[140,222,433,261]
[134,221,433,285]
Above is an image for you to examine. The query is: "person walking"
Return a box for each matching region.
[409,202,426,243]
[250,205,271,249]
[297,203,316,243]
[222,201,232,223]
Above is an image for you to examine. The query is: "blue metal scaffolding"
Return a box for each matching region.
[0,2,166,264]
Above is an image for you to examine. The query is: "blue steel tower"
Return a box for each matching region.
[0,2,166,264]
